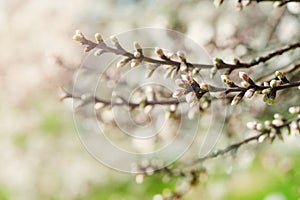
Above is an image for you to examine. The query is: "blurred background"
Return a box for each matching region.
[0,0,300,199]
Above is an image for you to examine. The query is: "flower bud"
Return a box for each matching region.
[263,94,269,103]
[275,71,284,79]
[275,70,289,83]
[273,1,281,8]
[274,113,282,120]
[289,106,300,114]
[258,134,267,143]
[264,120,272,128]
[239,72,249,82]
[192,68,199,76]
[144,105,153,115]
[94,49,104,56]
[244,0,251,6]
[221,74,235,87]
[145,86,154,101]
[256,123,264,131]
[177,51,186,61]
[73,30,83,42]
[155,48,164,57]
[94,33,103,43]
[133,41,142,50]
[110,35,119,46]
[94,102,104,110]
[268,90,276,104]
[255,90,261,94]
[272,119,283,126]
[200,83,209,91]
[247,121,257,130]
[73,34,83,42]
[221,74,230,83]
[270,79,280,88]
[245,89,255,98]
[231,92,244,105]
[241,81,250,88]
[291,121,299,129]
[117,58,129,68]
[133,51,141,58]
[213,58,223,68]
[180,62,188,72]
[213,0,224,8]
[130,60,139,68]
[169,104,177,112]
[233,58,240,64]
[262,88,271,95]
[135,174,144,184]
[75,29,82,35]
[268,97,275,105]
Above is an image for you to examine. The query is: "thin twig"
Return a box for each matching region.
[184,116,300,166]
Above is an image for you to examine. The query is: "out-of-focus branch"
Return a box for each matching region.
[135,111,300,199]
[61,88,183,109]
[185,115,300,167]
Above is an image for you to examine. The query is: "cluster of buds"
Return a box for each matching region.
[72,30,84,42]
[247,114,284,132]
[213,0,251,10]
[154,47,197,75]
[154,48,189,71]
[247,109,300,142]
[220,71,257,105]
[115,41,145,69]
[262,71,289,105]
[173,74,209,107]
[72,30,98,52]
[153,48,199,79]
[289,106,300,114]
[220,70,293,106]
[128,41,144,68]
[131,160,166,184]
[289,106,300,134]
[213,0,291,10]
[151,167,207,200]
